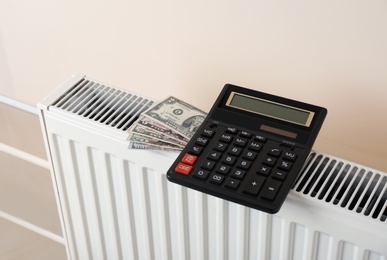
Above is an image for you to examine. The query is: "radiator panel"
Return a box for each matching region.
[39,75,387,260]
[45,126,387,260]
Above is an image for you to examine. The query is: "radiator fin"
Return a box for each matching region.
[52,135,89,260]
[295,153,387,222]
[84,147,107,259]
[289,223,307,260]
[314,232,331,260]
[51,78,154,131]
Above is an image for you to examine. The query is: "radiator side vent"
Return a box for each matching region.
[51,77,154,131]
[294,153,387,222]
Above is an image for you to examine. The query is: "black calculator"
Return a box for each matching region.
[167,84,327,213]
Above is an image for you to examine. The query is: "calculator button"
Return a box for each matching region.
[209,121,219,128]
[234,138,247,147]
[268,148,282,157]
[278,160,292,171]
[254,134,267,143]
[192,169,210,180]
[283,151,297,161]
[236,159,251,170]
[240,131,252,139]
[243,176,265,196]
[272,171,287,181]
[263,156,276,166]
[216,165,231,175]
[195,137,209,146]
[224,179,240,190]
[207,151,221,161]
[228,147,242,156]
[226,127,238,134]
[201,128,215,138]
[248,141,262,152]
[209,174,225,185]
[222,155,237,166]
[257,165,271,176]
[190,145,203,155]
[181,153,198,165]
[242,151,257,161]
[220,134,233,143]
[175,163,193,175]
[201,161,216,170]
[214,142,228,152]
[230,169,246,179]
[260,180,282,201]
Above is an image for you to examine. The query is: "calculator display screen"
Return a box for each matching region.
[226,92,314,127]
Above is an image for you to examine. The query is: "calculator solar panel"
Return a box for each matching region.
[167,84,327,214]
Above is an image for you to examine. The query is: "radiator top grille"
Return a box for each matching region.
[294,153,387,222]
[51,78,154,131]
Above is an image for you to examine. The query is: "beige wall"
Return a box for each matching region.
[1,0,386,171]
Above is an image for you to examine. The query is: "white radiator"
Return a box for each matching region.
[38,75,387,260]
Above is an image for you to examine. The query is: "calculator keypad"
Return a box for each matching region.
[173,123,300,205]
[166,84,326,214]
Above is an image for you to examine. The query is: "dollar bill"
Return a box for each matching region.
[128,142,180,150]
[143,96,207,139]
[128,142,155,149]
[135,116,189,143]
[127,133,183,150]
[128,124,186,147]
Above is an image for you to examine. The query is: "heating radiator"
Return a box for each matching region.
[38,75,387,260]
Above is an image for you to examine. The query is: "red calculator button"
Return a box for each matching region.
[182,153,198,165]
[175,163,193,175]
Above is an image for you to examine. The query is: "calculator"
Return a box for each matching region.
[166,84,327,213]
